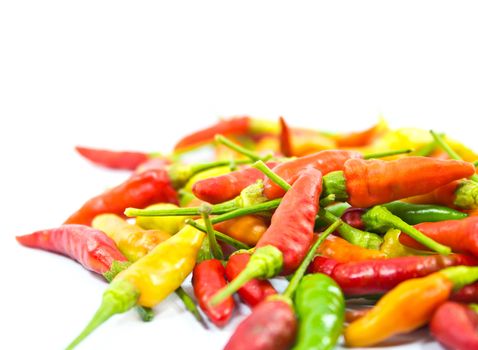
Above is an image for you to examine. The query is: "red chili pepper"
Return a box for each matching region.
[134,157,171,173]
[263,150,361,200]
[400,217,478,257]
[75,146,151,170]
[309,254,477,296]
[64,169,178,226]
[192,162,279,204]
[16,224,128,276]
[451,282,478,303]
[334,119,387,148]
[339,157,475,207]
[192,259,234,327]
[225,253,277,307]
[278,116,293,157]
[223,298,297,350]
[430,302,478,350]
[174,116,251,151]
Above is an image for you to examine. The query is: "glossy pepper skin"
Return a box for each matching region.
[309,254,477,296]
[256,167,323,275]
[192,162,278,204]
[225,253,277,307]
[92,214,171,262]
[452,282,478,303]
[316,235,386,263]
[430,301,478,350]
[16,224,128,276]
[75,146,150,170]
[135,203,188,235]
[64,169,178,226]
[400,217,478,257]
[192,259,234,327]
[340,157,475,207]
[263,150,361,200]
[293,274,345,350]
[214,215,268,246]
[224,298,297,350]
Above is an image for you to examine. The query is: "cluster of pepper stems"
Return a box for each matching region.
[17,116,478,350]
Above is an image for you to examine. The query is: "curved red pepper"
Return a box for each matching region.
[192,259,234,327]
[344,157,475,208]
[225,253,277,307]
[192,162,278,204]
[430,302,478,350]
[223,299,297,350]
[174,116,251,151]
[76,146,150,170]
[263,150,361,200]
[400,217,478,257]
[278,116,293,157]
[16,224,128,275]
[309,254,477,296]
[256,167,323,275]
[64,169,178,226]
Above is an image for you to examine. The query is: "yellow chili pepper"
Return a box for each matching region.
[183,165,232,192]
[135,203,189,235]
[92,214,171,262]
[66,224,205,349]
[344,266,478,347]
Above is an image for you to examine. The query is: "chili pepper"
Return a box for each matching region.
[400,216,478,257]
[225,252,277,307]
[451,282,478,303]
[134,156,171,173]
[192,161,279,204]
[309,254,477,296]
[344,265,478,347]
[334,118,388,148]
[64,169,179,226]
[135,203,188,235]
[75,146,153,170]
[66,224,205,349]
[278,116,293,157]
[16,224,129,277]
[213,215,268,246]
[430,301,478,350]
[405,179,478,210]
[210,167,323,306]
[174,116,279,152]
[183,165,232,192]
[321,156,475,207]
[293,274,345,350]
[317,235,386,263]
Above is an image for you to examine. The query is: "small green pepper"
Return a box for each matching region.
[383,201,467,225]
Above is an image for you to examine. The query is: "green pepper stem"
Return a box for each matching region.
[363,148,413,159]
[209,245,283,307]
[440,266,478,290]
[430,130,478,183]
[215,135,264,162]
[252,160,291,191]
[210,198,282,224]
[136,306,154,322]
[321,171,349,202]
[185,219,250,250]
[199,205,224,260]
[125,200,238,217]
[363,206,451,255]
[175,287,209,329]
[469,304,478,314]
[474,161,478,167]
[411,141,437,157]
[66,280,139,349]
[190,159,252,174]
[283,220,342,299]
[454,180,478,210]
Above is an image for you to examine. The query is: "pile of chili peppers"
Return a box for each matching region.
[17,116,478,349]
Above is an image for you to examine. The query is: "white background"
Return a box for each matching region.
[1,1,477,349]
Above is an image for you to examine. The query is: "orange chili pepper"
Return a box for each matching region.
[317,235,386,263]
[213,215,268,246]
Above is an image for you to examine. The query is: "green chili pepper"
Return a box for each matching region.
[293,274,345,350]
[383,201,467,225]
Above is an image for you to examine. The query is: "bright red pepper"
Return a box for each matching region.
[64,169,178,226]
[309,254,477,296]
[192,259,234,327]
[75,146,150,170]
[278,116,293,157]
[452,282,478,303]
[400,217,478,257]
[263,150,361,200]
[16,224,128,276]
[192,162,279,204]
[223,298,297,350]
[430,302,478,350]
[225,253,277,308]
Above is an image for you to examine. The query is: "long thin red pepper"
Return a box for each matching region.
[75,146,152,170]
[192,259,234,327]
[64,169,178,226]
[16,224,129,277]
[308,254,478,296]
[225,252,277,308]
[192,162,279,204]
[400,217,478,257]
[278,116,293,157]
[430,301,478,350]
